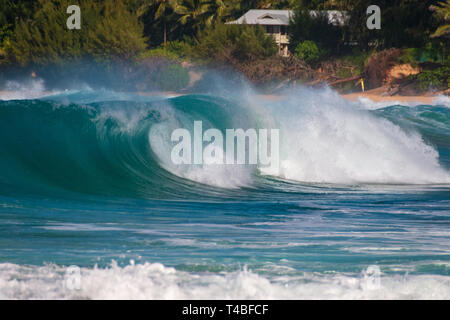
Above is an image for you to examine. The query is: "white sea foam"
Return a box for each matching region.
[6,82,443,187]
[259,87,450,184]
[0,262,449,299]
[0,79,49,100]
[148,115,253,189]
[433,95,450,108]
[147,86,450,186]
[352,95,450,110]
[146,86,450,186]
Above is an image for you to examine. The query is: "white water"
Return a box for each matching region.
[259,88,450,184]
[354,95,450,110]
[148,105,254,189]
[3,81,449,187]
[0,262,449,299]
[0,79,49,100]
[147,87,450,188]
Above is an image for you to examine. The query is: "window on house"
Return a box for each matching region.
[265,25,282,34]
[265,25,274,33]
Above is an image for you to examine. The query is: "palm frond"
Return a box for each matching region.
[431,24,450,37]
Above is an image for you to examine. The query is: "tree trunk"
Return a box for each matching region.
[164,20,167,47]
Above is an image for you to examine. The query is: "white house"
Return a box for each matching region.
[226,9,347,57]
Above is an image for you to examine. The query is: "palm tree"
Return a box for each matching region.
[431,1,450,38]
[237,0,275,10]
[228,0,275,20]
[207,0,229,24]
[174,0,223,36]
[138,0,174,46]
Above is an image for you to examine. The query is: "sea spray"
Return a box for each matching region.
[259,87,450,184]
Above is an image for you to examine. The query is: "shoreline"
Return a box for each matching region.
[341,86,447,105]
[1,89,448,106]
[341,92,437,105]
[260,91,447,105]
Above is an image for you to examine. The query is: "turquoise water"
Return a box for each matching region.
[0,88,449,299]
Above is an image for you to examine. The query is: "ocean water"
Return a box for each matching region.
[0,84,449,299]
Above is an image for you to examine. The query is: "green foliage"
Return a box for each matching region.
[6,0,147,66]
[195,23,278,63]
[139,0,296,47]
[0,0,36,46]
[399,48,421,66]
[142,40,194,61]
[159,64,190,90]
[7,0,84,65]
[399,43,447,66]
[334,50,372,77]
[174,0,221,36]
[343,50,372,73]
[294,40,322,64]
[0,47,6,66]
[417,66,450,91]
[431,1,450,38]
[288,0,444,57]
[164,40,195,58]
[1,0,448,92]
[288,7,343,57]
[138,0,175,47]
[344,0,441,50]
[433,24,450,38]
[143,47,179,60]
[139,0,231,46]
[86,1,147,61]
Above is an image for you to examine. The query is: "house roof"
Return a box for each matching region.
[227,10,292,26]
[226,9,347,26]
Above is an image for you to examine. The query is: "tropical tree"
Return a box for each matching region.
[138,0,175,46]
[0,0,35,48]
[195,23,278,62]
[7,0,147,65]
[174,0,222,36]
[289,4,343,55]
[87,0,148,61]
[431,1,450,38]
[228,0,280,19]
[207,0,230,24]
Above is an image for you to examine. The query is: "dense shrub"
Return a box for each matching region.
[195,23,278,63]
[164,40,194,59]
[417,66,450,91]
[6,0,147,66]
[345,0,440,50]
[289,8,343,57]
[143,40,194,61]
[294,41,322,64]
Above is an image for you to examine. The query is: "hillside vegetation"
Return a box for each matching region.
[0,0,448,93]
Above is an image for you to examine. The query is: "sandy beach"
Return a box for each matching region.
[341,86,447,105]
[342,93,437,105]
[260,90,447,105]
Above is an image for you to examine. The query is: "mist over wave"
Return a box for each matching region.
[265,88,450,184]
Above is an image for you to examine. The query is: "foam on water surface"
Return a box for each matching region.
[0,262,449,299]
